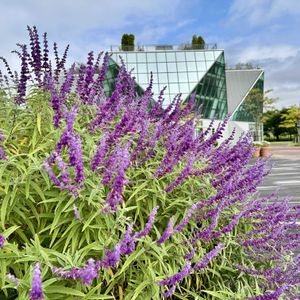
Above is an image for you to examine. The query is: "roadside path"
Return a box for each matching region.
[257,146,300,204]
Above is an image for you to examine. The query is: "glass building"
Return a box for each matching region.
[104,45,264,140]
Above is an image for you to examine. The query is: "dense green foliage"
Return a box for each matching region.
[263,105,300,141]
[0,89,270,299]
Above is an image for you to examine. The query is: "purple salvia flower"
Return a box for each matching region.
[46,74,63,128]
[101,243,121,268]
[73,204,81,221]
[175,204,197,232]
[160,261,192,297]
[249,287,285,300]
[45,106,85,195]
[162,285,176,298]
[165,155,195,192]
[29,262,44,300]
[6,273,19,286]
[157,216,175,245]
[0,131,7,161]
[94,51,103,70]
[184,249,195,260]
[160,261,192,286]
[102,141,131,212]
[15,44,29,104]
[134,206,159,238]
[193,243,225,271]
[52,259,98,285]
[101,143,122,185]
[120,223,136,255]
[0,56,14,80]
[79,258,98,285]
[0,234,6,248]
[91,134,108,172]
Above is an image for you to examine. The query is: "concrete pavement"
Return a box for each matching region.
[256,146,300,204]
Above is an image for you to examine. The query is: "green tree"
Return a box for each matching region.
[191,35,205,49]
[121,33,135,51]
[279,105,300,140]
[242,89,276,140]
[263,109,284,141]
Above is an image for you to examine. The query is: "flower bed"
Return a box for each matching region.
[0,27,299,299]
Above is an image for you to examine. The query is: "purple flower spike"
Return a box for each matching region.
[0,131,7,161]
[194,243,225,271]
[160,261,192,287]
[157,216,175,245]
[6,273,19,286]
[73,204,81,221]
[249,286,285,300]
[80,258,98,285]
[102,243,121,269]
[29,262,44,300]
[162,285,176,298]
[134,206,159,238]
[0,234,6,248]
[120,223,136,255]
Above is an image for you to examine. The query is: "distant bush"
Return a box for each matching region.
[0,27,299,299]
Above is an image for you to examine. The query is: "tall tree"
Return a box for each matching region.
[279,105,300,140]
[242,89,276,140]
[121,33,135,51]
[191,35,205,49]
[263,109,284,141]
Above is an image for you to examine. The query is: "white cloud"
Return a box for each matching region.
[229,0,300,26]
[234,45,299,63]
[0,0,183,56]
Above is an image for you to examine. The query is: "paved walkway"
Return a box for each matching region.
[257,146,300,204]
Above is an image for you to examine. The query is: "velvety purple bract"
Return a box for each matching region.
[29,262,44,300]
[0,234,6,248]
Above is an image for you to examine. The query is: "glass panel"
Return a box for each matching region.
[168,72,178,82]
[195,52,205,61]
[137,53,147,63]
[166,52,176,61]
[167,62,177,72]
[146,52,156,63]
[186,53,228,119]
[197,71,206,80]
[204,51,214,61]
[152,73,158,83]
[158,73,168,83]
[138,73,148,84]
[127,63,137,72]
[178,72,188,82]
[156,52,166,62]
[158,84,167,94]
[188,72,198,82]
[148,63,157,73]
[152,84,160,94]
[126,53,137,63]
[179,83,190,93]
[111,54,119,63]
[175,52,186,61]
[157,63,167,72]
[181,92,189,99]
[196,61,207,71]
[138,64,148,73]
[177,62,187,72]
[169,83,179,93]
[185,52,195,61]
[187,61,197,71]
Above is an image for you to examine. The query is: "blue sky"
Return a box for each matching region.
[0,0,299,108]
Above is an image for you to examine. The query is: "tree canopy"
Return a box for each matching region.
[191,35,205,49]
[121,33,135,51]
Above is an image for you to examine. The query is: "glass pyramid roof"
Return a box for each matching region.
[110,50,223,106]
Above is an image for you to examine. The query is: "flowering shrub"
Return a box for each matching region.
[0,27,299,299]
